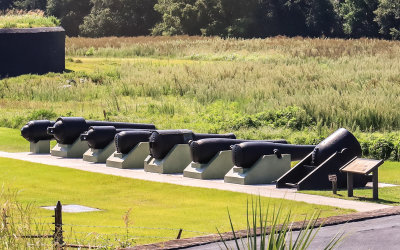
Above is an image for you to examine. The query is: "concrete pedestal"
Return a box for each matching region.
[144,144,191,174]
[224,154,291,185]
[183,150,233,179]
[30,140,51,154]
[50,138,89,158]
[83,142,115,163]
[106,142,150,169]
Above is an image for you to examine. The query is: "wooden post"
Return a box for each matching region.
[176,229,183,239]
[347,173,353,197]
[373,169,379,200]
[54,201,64,248]
[332,180,337,195]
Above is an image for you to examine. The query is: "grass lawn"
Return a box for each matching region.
[0,127,56,152]
[0,157,351,246]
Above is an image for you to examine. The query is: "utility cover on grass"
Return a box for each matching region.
[41,205,101,213]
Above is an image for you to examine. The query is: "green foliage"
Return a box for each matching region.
[46,0,92,36]
[79,0,159,37]
[200,104,314,132]
[27,109,57,120]
[152,0,259,37]
[374,0,400,39]
[336,0,380,37]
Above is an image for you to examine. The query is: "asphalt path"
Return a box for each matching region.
[186,215,400,250]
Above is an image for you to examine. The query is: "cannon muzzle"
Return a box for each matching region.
[21,120,55,142]
[190,138,288,164]
[149,130,236,159]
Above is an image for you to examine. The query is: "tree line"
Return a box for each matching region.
[1,0,399,39]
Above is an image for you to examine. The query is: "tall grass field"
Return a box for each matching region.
[1,36,399,159]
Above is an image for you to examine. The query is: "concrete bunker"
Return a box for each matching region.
[0,27,65,78]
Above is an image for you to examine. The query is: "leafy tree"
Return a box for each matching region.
[374,0,400,39]
[0,0,14,10]
[337,0,379,37]
[152,0,259,37]
[46,0,92,36]
[257,0,337,37]
[14,0,48,10]
[79,0,159,37]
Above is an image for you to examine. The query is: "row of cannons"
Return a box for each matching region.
[21,117,371,190]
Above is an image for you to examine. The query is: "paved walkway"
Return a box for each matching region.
[0,151,392,212]
[187,214,400,250]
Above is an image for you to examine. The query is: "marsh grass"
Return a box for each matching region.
[0,10,59,28]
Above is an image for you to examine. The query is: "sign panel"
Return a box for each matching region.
[328,174,337,182]
[341,158,384,175]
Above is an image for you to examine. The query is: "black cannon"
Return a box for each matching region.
[80,126,150,150]
[190,138,288,164]
[232,142,315,169]
[115,130,154,154]
[149,130,236,160]
[276,128,370,190]
[21,120,56,143]
[47,117,156,145]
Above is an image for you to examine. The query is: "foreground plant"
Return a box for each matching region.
[218,197,345,250]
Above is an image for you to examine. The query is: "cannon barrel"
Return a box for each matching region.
[232,142,315,168]
[149,130,236,159]
[190,138,288,164]
[47,117,156,144]
[115,130,154,154]
[310,128,361,166]
[80,126,147,149]
[21,120,55,142]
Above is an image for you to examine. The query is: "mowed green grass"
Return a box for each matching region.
[0,127,56,152]
[0,157,351,245]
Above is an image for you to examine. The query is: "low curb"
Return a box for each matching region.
[125,206,400,250]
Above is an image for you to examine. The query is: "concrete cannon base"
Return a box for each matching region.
[83,142,115,163]
[183,150,233,179]
[224,154,291,185]
[144,144,191,174]
[106,142,150,169]
[51,139,89,158]
[30,140,51,154]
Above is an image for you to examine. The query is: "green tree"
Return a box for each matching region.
[46,0,92,36]
[14,0,48,10]
[374,0,400,39]
[152,0,259,37]
[0,0,14,10]
[79,0,159,37]
[257,0,337,37]
[337,0,379,37]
